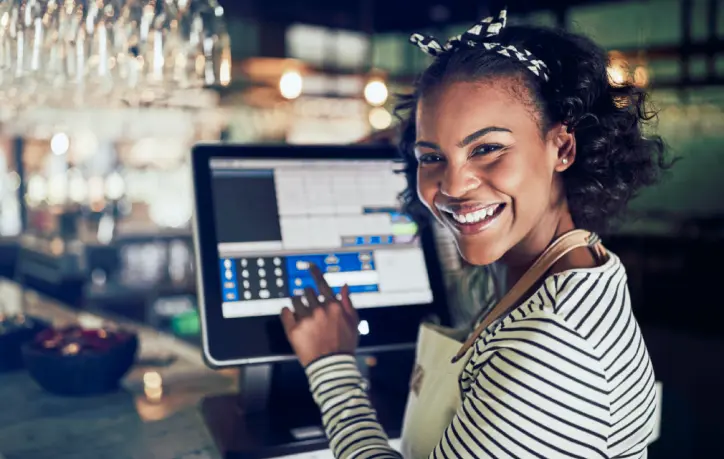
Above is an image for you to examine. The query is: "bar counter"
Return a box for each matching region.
[0,281,234,459]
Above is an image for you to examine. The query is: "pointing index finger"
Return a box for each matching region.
[309,264,334,300]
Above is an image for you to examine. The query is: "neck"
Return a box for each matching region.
[501,205,576,287]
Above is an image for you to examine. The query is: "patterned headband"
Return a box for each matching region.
[409,9,550,81]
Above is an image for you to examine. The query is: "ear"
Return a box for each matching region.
[549,124,576,172]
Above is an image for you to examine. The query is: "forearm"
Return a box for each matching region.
[306,355,401,459]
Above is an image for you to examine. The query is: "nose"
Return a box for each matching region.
[440,163,480,198]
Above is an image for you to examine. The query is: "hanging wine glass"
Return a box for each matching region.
[142,0,176,104]
[0,0,231,111]
[175,0,228,86]
[0,0,18,117]
[12,0,55,108]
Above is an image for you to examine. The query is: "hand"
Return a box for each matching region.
[280,265,359,367]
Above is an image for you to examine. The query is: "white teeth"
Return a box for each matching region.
[451,205,500,224]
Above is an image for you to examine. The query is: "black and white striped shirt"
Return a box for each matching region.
[306,252,657,458]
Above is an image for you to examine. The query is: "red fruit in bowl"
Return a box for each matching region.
[31,325,134,355]
[35,328,59,343]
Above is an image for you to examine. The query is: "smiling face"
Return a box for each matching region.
[415,78,575,266]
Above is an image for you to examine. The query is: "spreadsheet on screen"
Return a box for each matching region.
[209,158,433,319]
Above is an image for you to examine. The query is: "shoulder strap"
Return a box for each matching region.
[451,229,606,363]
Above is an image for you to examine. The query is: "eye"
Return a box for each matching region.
[471,144,504,156]
[418,153,445,165]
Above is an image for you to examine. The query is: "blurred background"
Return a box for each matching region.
[0,0,722,458]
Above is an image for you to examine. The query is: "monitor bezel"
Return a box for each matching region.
[192,143,449,368]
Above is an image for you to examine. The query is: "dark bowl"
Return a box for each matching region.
[22,333,138,396]
[0,317,49,372]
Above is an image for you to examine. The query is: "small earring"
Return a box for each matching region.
[562,158,569,165]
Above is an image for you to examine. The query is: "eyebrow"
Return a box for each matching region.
[457,126,512,148]
[414,126,512,151]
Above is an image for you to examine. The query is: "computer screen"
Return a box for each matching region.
[209,158,434,319]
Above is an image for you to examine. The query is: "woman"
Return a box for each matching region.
[280,10,667,459]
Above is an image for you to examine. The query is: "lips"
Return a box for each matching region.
[437,203,506,235]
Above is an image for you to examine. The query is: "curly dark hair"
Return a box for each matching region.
[395,25,672,234]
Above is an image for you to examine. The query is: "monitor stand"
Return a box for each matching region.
[201,357,408,459]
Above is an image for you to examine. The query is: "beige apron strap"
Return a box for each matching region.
[451,229,606,363]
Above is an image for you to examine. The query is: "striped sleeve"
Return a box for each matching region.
[308,313,612,459]
[306,354,401,459]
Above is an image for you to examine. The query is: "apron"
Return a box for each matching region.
[399,230,607,459]
[399,323,470,459]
